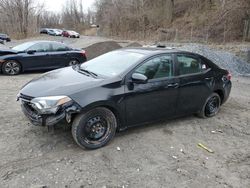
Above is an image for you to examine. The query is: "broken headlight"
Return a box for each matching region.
[31,96,72,114]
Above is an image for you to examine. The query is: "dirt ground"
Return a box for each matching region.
[0,72,249,188]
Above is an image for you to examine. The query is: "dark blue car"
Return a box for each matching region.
[0,41,87,75]
[0,33,11,42]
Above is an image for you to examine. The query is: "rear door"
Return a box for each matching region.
[50,42,71,68]
[175,53,214,114]
[124,54,180,126]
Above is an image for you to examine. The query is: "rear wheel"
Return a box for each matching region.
[72,107,117,149]
[2,60,21,75]
[198,93,221,118]
[68,59,80,66]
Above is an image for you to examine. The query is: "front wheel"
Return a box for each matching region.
[2,60,21,75]
[198,93,221,118]
[72,107,117,149]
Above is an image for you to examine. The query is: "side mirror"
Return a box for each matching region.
[201,64,207,70]
[27,50,36,54]
[131,73,148,84]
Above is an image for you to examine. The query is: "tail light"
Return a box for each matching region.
[226,71,232,80]
[223,71,232,81]
[80,50,86,57]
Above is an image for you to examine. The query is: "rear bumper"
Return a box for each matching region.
[222,81,232,104]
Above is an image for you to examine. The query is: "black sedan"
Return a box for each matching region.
[0,33,11,42]
[18,48,232,149]
[0,41,87,75]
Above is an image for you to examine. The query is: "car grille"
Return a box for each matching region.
[19,93,41,120]
[19,93,34,102]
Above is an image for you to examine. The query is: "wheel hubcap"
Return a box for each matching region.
[85,116,107,141]
[69,60,78,66]
[5,61,20,75]
[205,96,219,116]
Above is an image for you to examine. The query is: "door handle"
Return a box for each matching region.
[168,83,179,88]
[205,77,213,81]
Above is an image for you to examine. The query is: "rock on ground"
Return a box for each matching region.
[84,41,122,60]
[126,42,143,47]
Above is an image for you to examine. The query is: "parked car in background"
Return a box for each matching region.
[62,30,70,37]
[40,28,49,34]
[50,29,62,36]
[0,33,11,42]
[47,29,57,36]
[0,41,86,75]
[40,28,62,36]
[69,31,80,38]
[62,30,80,38]
[55,29,63,36]
[0,39,4,44]
[17,48,232,149]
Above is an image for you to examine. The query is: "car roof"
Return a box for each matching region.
[120,47,191,56]
[24,41,67,45]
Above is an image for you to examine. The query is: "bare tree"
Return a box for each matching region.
[0,0,43,38]
[94,0,174,39]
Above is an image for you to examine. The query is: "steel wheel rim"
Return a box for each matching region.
[83,116,111,144]
[205,96,220,116]
[5,61,20,75]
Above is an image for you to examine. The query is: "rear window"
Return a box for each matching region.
[52,43,70,51]
[177,55,202,75]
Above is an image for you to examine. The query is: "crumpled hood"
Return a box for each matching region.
[0,49,18,56]
[20,67,105,97]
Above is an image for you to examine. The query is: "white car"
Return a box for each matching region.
[68,31,80,38]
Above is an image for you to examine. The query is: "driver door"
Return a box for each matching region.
[124,54,179,126]
[22,42,52,70]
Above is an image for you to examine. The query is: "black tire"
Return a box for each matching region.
[68,59,80,66]
[72,107,117,149]
[198,93,221,118]
[2,60,21,75]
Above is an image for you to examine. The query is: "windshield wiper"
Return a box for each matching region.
[79,68,98,78]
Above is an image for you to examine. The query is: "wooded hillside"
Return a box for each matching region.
[0,0,249,42]
[95,0,250,42]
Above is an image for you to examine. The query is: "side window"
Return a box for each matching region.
[177,55,202,75]
[135,55,173,80]
[29,43,51,52]
[52,43,69,51]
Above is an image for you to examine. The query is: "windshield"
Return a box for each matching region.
[12,42,35,51]
[80,50,145,77]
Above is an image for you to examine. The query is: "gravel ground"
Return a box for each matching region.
[0,74,250,188]
[179,44,250,76]
[0,36,250,188]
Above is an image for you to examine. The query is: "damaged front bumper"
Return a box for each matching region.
[19,94,81,127]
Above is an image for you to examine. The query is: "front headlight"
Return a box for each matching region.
[31,96,72,114]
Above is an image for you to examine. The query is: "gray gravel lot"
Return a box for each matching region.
[0,36,250,188]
